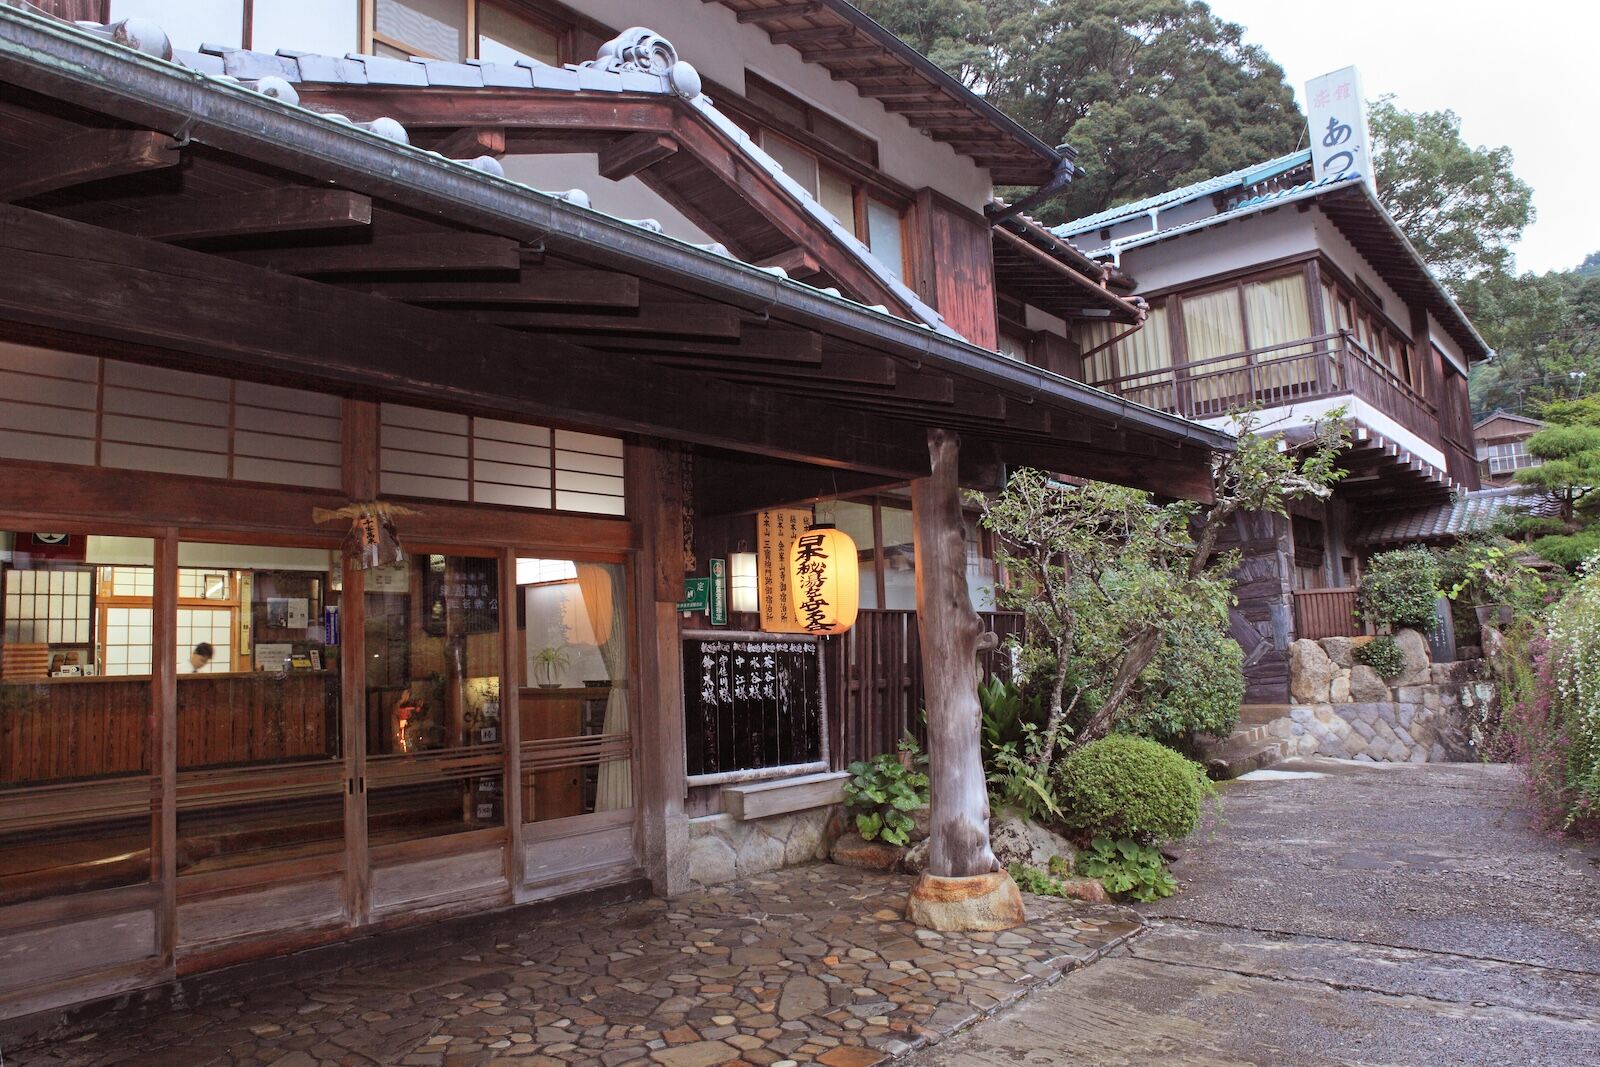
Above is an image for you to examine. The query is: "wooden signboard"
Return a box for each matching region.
[682,631,826,780]
[756,508,812,633]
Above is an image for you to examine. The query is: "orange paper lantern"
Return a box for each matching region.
[788,526,859,635]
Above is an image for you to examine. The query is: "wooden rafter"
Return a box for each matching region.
[220,233,523,275]
[91,188,372,242]
[0,128,180,202]
[355,269,640,308]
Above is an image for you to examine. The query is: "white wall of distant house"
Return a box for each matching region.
[109,0,994,212]
[500,155,715,246]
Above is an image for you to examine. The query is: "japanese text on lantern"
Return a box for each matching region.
[757,507,812,633]
[792,531,831,632]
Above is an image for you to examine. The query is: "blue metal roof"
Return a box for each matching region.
[1053,149,1311,238]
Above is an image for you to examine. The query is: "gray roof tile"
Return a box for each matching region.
[348,53,428,86]
[420,60,485,88]
[469,60,533,88]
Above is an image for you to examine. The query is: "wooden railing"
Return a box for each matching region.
[1293,588,1362,640]
[824,609,1023,768]
[1089,331,1439,447]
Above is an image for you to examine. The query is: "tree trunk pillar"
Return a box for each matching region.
[907,429,1023,930]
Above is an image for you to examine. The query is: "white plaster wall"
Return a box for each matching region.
[500,155,714,246]
[578,0,993,209]
[1116,208,1319,295]
[1023,304,1068,339]
[1199,395,1447,471]
[249,0,362,57]
[109,0,245,49]
[1310,212,1414,339]
[1425,311,1472,375]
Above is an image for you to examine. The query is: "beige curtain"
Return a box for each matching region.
[1181,290,1247,407]
[1244,275,1315,389]
[576,563,632,811]
[1078,306,1175,409]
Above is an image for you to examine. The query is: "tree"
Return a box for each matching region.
[857,0,1305,221]
[976,408,1348,758]
[1369,96,1535,287]
[1463,264,1600,415]
[1516,397,1600,568]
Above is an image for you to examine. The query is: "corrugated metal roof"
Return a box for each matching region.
[1355,487,1563,546]
[1052,149,1312,237]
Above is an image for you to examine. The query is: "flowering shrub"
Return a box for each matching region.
[1499,559,1600,836]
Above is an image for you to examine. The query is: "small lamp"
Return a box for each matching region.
[730,548,759,614]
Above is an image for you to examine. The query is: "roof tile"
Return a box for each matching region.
[469,59,533,89]
[419,60,485,88]
[348,53,429,86]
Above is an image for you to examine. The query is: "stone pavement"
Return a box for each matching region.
[905,759,1600,1066]
[11,865,1140,1067]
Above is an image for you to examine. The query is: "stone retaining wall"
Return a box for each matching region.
[1278,629,1493,762]
[686,807,843,887]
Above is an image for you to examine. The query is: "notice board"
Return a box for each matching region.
[682,631,825,778]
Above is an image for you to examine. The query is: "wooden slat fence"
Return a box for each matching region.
[825,609,1023,768]
[1293,588,1361,640]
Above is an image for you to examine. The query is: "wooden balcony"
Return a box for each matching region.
[1088,331,1439,448]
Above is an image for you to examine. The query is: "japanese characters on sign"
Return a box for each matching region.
[1305,66,1375,195]
[682,636,823,776]
[757,507,813,634]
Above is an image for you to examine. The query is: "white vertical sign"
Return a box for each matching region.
[1305,66,1375,194]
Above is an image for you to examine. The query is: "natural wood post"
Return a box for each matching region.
[908,430,1023,929]
[912,429,997,877]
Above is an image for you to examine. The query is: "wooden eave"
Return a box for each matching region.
[0,8,1229,504]
[990,221,1144,325]
[709,0,1059,186]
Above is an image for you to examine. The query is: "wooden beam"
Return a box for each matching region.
[565,325,823,364]
[0,129,179,202]
[0,203,929,477]
[659,351,897,387]
[855,84,939,99]
[811,47,888,62]
[427,125,507,158]
[355,269,640,308]
[736,2,821,21]
[770,26,854,45]
[221,233,523,275]
[880,100,968,115]
[755,247,823,277]
[597,132,680,181]
[103,188,372,242]
[470,301,740,338]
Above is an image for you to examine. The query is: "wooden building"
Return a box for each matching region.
[0,3,1230,1021]
[1473,409,1545,488]
[1053,148,1493,698]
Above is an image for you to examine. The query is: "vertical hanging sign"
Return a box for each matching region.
[708,557,728,626]
[1305,66,1375,195]
[757,507,813,633]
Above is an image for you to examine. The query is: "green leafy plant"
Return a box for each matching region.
[532,644,571,687]
[1055,736,1213,845]
[843,736,929,846]
[1118,621,1245,747]
[1007,854,1076,897]
[1357,547,1442,631]
[1356,635,1408,679]
[1074,836,1178,902]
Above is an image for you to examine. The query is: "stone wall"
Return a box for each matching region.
[686,806,843,887]
[1276,630,1493,763]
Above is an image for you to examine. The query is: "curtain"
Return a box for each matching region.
[1181,290,1247,407]
[1078,306,1174,409]
[577,563,632,811]
[1244,274,1315,390]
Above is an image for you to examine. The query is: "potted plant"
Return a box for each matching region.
[533,645,571,688]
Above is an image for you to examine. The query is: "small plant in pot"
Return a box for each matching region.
[533,645,571,688]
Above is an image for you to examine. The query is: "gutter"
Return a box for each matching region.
[0,7,1232,454]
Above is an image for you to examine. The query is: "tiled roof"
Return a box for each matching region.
[1355,487,1564,546]
[1053,149,1312,238]
[164,30,959,340]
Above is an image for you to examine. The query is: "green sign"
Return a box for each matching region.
[708,557,728,626]
[677,577,710,614]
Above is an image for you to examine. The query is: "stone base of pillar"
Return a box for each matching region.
[905,870,1026,931]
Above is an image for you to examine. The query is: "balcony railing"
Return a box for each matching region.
[1088,331,1438,445]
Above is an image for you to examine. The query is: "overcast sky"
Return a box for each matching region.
[1205,0,1598,276]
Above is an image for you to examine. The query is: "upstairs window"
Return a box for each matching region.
[745,73,877,168]
[370,0,567,64]
[758,131,906,281]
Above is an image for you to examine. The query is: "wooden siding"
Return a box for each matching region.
[913,193,998,351]
[1293,588,1361,640]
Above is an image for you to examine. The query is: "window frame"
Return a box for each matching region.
[362,0,572,64]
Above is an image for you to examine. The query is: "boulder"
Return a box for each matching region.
[906,871,1026,932]
[1053,877,1110,904]
[688,834,737,886]
[1329,670,1352,703]
[1391,628,1432,686]
[902,838,930,875]
[1319,637,1356,668]
[1288,639,1335,704]
[734,828,786,878]
[989,808,1077,871]
[831,831,903,871]
[1348,665,1391,702]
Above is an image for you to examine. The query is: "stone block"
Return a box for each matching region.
[1316,736,1346,757]
[1395,727,1415,746]
[735,828,787,878]
[831,832,903,871]
[1320,637,1356,668]
[1348,666,1391,702]
[1430,743,1448,762]
[990,810,1076,871]
[1408,747,1429,763]
[1423,689,1442,711]
[1289,639,1335,704]
[1330,671,1352,703]
[1373,719,1397,741]
[1289,705,1314,724]
[690,813,735,840]
[1352,719,1375,740]
[1290,722,1305,736]
[1375,703,1398,726]
[1271,718,1294,738]
[1395,687,1425,704]
[1342,734,1368,758]
[1397,704,1416,728]
[784,812,828,867]
[689,834,737,886]
[1313,705,1335,724]
[1354,752,1374,762]
[1391,628,1433,686]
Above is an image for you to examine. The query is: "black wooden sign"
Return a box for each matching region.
[682,632,824,777]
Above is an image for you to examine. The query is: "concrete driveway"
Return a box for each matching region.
[908,759,1600,1066]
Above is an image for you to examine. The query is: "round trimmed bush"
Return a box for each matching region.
[1357,546,1442,631]
[1055,736,1209,844]
[1356,635,1407,679]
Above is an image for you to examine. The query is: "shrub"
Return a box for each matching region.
[1055,736,1211,844]
[1356,635,1407,679]
[843,737,928,846]
[1357,546,1442,631]
[1120,623,1244,746]
[1074,836,1177,901]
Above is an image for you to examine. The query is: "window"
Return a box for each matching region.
[865,197,905,281]
[364,552,504,844]
[1,531,153,906]
[745,74,877,167]
[1483,441,1537,475]
[517,559,632,822]
[369,0,567,64]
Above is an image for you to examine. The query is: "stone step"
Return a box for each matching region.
[1199,727,1289,780]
